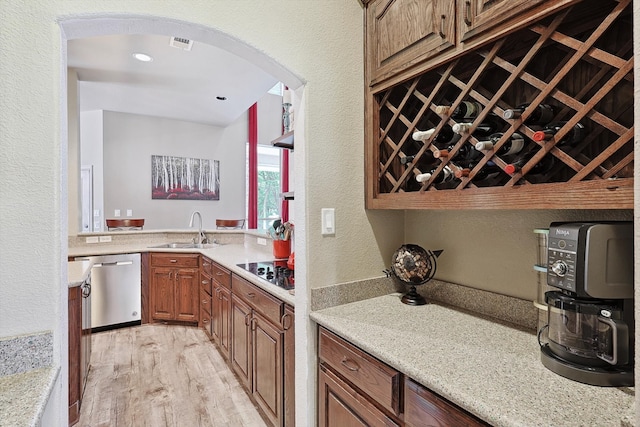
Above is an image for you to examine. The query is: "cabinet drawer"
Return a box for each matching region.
[151,253,199,268]
[319,328,401,416]
[201,274,212,296]
[201,256,212,275]
[200,289,212,316]
[212,262,231,289]
[405,378,488,427]
[232,274,283,326]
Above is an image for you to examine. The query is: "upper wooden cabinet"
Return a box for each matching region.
[367,0,455,86]
[459,0,546,42]
[365,0,580,87]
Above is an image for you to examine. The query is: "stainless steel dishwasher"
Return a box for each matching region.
[74,253,141,330]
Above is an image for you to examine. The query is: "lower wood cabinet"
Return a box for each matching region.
[68,279,91,426]
[318,327,488,427]
[211,262,232,359]
[318,364,400,427]
[405,378,488,427]
[150,253,199,323]
[230,274,294,427]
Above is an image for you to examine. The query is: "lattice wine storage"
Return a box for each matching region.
[369,0,633,209]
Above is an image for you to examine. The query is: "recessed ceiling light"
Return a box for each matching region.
[132,52,153,62]
[216,96,227,101]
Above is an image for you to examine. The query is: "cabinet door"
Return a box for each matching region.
[459,0,546,42]
[68,286,82,426]
[367,0,455,85]
[405,378,488,426]
[150,267,175,321]
[318,365,400,427]
[219,286,231,359]
[283,305,295,427]
[231,294,252,390]
[211,286,221,342]
[252,313,284,427]
[174,268,199,322]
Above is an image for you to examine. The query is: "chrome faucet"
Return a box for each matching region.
[189,211,207,244]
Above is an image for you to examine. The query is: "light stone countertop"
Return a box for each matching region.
[68,259,92,288]
[0,367,59,427]
[311,293,634,427]
[68,236,294,306]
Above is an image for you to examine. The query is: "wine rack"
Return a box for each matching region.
[367,0,633,210]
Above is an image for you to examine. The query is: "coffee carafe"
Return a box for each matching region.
[540,222,634,387]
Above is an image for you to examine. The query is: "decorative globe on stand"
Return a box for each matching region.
[390,244,443,306]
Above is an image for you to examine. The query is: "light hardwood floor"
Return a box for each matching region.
[78,324,267,427]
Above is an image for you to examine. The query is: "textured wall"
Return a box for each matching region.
[405,209,633,301]
[0,2,370,425]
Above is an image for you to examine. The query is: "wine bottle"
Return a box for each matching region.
[452,115,501,137]
[434,143,483,166]
[412,125,460,149]
[415,165,455,184]
[455,162,504,181]
[532,122,585,146]
[503,103,556,125]
[504,151,555,175]
[401,150,435,166]
[401,155,415,165]
[475,132,525,156]
[436,101,483,119]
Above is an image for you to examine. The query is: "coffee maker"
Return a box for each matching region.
[539,222,634,386]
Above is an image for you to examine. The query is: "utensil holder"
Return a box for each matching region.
[273,240,291,259]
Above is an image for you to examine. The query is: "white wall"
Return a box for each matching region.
[101,111,247,230]
[80,110,104,232]
[76,94,285,232]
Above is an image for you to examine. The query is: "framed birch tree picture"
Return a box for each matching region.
[151,155,220,200]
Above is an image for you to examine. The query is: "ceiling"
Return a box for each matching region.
[67,33,280,127]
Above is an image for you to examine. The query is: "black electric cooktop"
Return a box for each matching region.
[236,260,294,290]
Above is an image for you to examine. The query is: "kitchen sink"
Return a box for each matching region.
[149,242,221,249]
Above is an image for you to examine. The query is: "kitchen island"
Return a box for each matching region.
[311,293,634,427]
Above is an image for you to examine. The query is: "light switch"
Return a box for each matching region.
[321,208,335,236]
[114,209,121,217]
[93,209,100,217]
[126,209,132,217]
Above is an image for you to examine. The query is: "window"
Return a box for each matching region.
[247,144,282,230]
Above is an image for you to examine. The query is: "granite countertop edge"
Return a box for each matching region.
[0,366,60,427]
[311,293,634,427]
[68,242,294,306]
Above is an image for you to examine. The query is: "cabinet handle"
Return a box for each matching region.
[439,14,446,38]
[202,299,208,305]
[281,313,292,330]
[340,357,360,372]
[464,1,472,26]
[244,312,251,326]
[247,292,256,299]
[250,317,257,331]
[202,280,208,285]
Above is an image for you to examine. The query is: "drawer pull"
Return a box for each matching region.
[247,292,256,299]
[170,259,177,263]
[464,1,472,26]
[341,357,360,372]
[216,271,224,276]
[202,280,208,285]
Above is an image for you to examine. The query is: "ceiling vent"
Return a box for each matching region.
[169,37,193,51]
